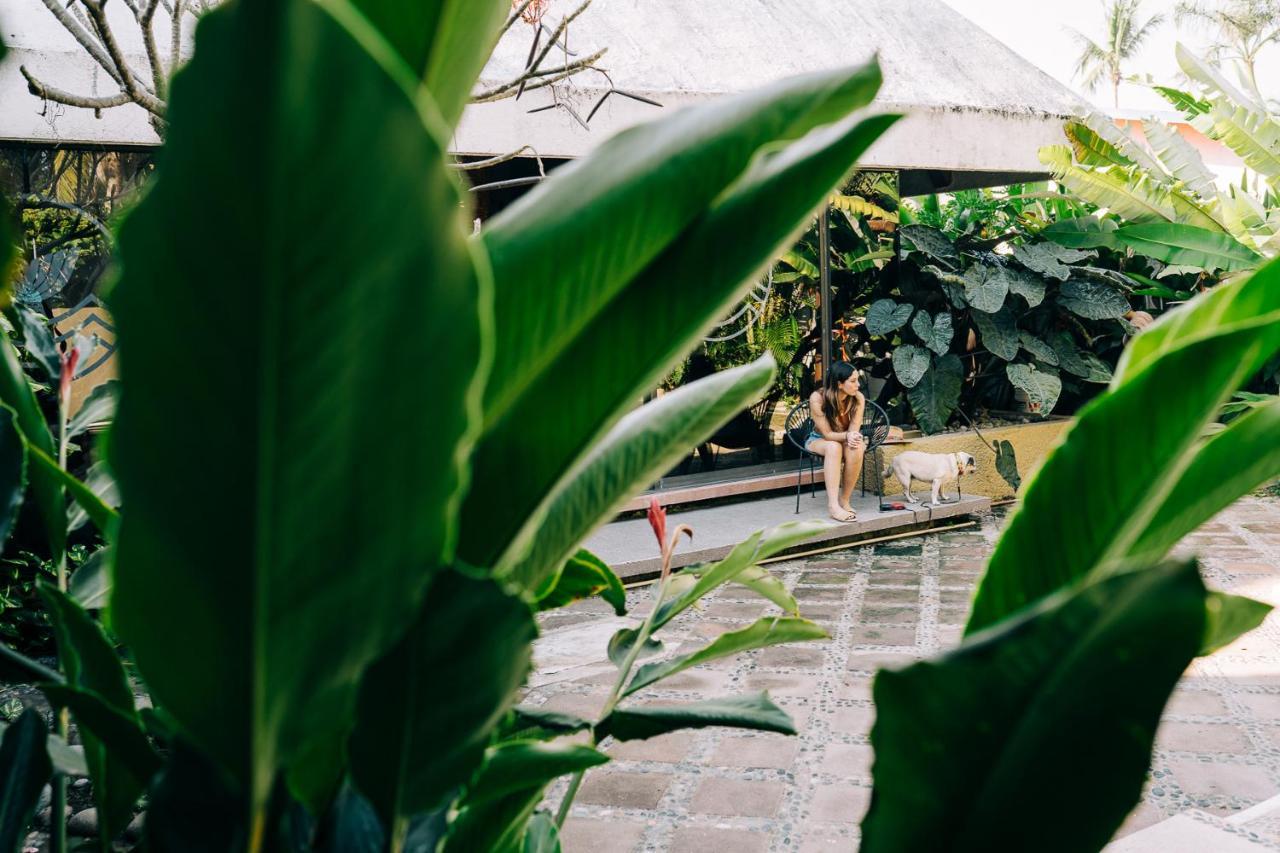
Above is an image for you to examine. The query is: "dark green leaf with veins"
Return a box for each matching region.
[1012,242,1096,281]
[1058,278,1131,320]
[971,307,1019,360]
[892,344,931,389]
[963,265,1008,313]
[1018,332,1059,366]
[908,355,964,434]
[1007,363,1062,413]
[866,299,914,336]
[912,311,954,356]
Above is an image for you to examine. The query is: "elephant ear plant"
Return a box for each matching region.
[863,254,1280,851]
[0,2,897,850]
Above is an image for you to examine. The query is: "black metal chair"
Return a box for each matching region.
[785,400,892,513]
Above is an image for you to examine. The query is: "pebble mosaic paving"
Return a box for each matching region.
[527,495,1280,851]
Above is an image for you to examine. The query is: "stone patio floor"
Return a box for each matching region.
[528,493,1280,852]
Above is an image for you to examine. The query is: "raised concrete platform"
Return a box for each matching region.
[586,488,989,581]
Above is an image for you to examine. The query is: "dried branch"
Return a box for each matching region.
[170,0,187,72]
[20,66,133,112]
[526,0,593,81]
[471,47,607,102]
[141,0,167,99]
[35,0,126,88]
[82,0,166,116]
[450,146,544,172]
[502,0,538,37]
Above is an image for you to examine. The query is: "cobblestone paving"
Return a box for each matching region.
[528,496,1280,852]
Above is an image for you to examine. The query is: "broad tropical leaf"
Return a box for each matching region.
[108,0,487,816]
[0,407,26,552]
[962,265,1008,313]
[911,311,953,356]
[866,298,915,335]
[1058,278,1130,320]
[1041,216,1119,249]
[535,550,626,616]
[350,570,535,829]
[0,710,51,852]
[999,265,1047,308]
[463,742,608,809]
[39,585,150,840]
[994,440,1020,491]
[1011,243,1094,281]
[864,561,1205,853]
[1202,592,1272,656]
[499,357,775,590]
[972,307,1018,361]
[1141,119,1217,200]
[598,692,795,741]
[69,547,111,610]
[66,380,119,438]
[967,258,1280,634]
[1017,332,1058,366]
[345,0,508,128]
[683,562,798,614]
[0,337,62,564]
[1114,223,1261,272]
[892,344,931,389]
[899,225,958,265]
[652,521,831,630]
[908,355,963,433]
[1063,121,1137,170]
[28,445,116,536]
[625,617,827,695]
[1039,146,1174,224]
[1126,398,1280,564]
[1006,364,1061,414]
[463,64,896,579]
[1050,332,1112,383]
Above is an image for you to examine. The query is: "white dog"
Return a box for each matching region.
[884,451,977,506]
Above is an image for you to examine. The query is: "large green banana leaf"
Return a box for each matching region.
[344,0,507,129]
[1141,119,1216,200]
[107,0,486,820]
[1039,146,1173,223]
[967,257,1280,634]
[1128,398,1280,563]
[462,68,895,578]
[1114,222,1261,272]
[349,570,535,840]
[1176,43,1280,186]
[479,62,882,433]
[502,357,775,590]
[865,560,1205,853]
[40,585,149,842]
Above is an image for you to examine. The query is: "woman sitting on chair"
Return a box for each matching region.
[805,361,865,522]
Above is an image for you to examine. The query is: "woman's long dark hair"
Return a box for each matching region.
[821,361,857,430]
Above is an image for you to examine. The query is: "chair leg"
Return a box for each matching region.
[795,455,803,513]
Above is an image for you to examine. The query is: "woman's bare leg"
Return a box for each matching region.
[840,445,865,515]
[809,439,854,521]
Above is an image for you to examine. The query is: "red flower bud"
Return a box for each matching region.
[58,346,80,413]
[647,497,666,551]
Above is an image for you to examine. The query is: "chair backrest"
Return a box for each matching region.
[787,398,892,453]
[783,402,813,453]
[861,400,891,451]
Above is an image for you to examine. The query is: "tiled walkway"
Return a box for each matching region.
[528,494,1280,852]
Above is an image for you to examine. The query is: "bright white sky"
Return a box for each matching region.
[940,0,1280,113]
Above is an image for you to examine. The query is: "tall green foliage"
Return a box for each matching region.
[0,1,896,849]
[864,255,1280,850]
[1042,45,1278,273]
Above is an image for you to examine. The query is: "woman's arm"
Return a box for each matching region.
[848,392,866,447]
[808,392,848,441]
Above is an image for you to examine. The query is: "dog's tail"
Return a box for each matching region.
[882,460,894,479]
